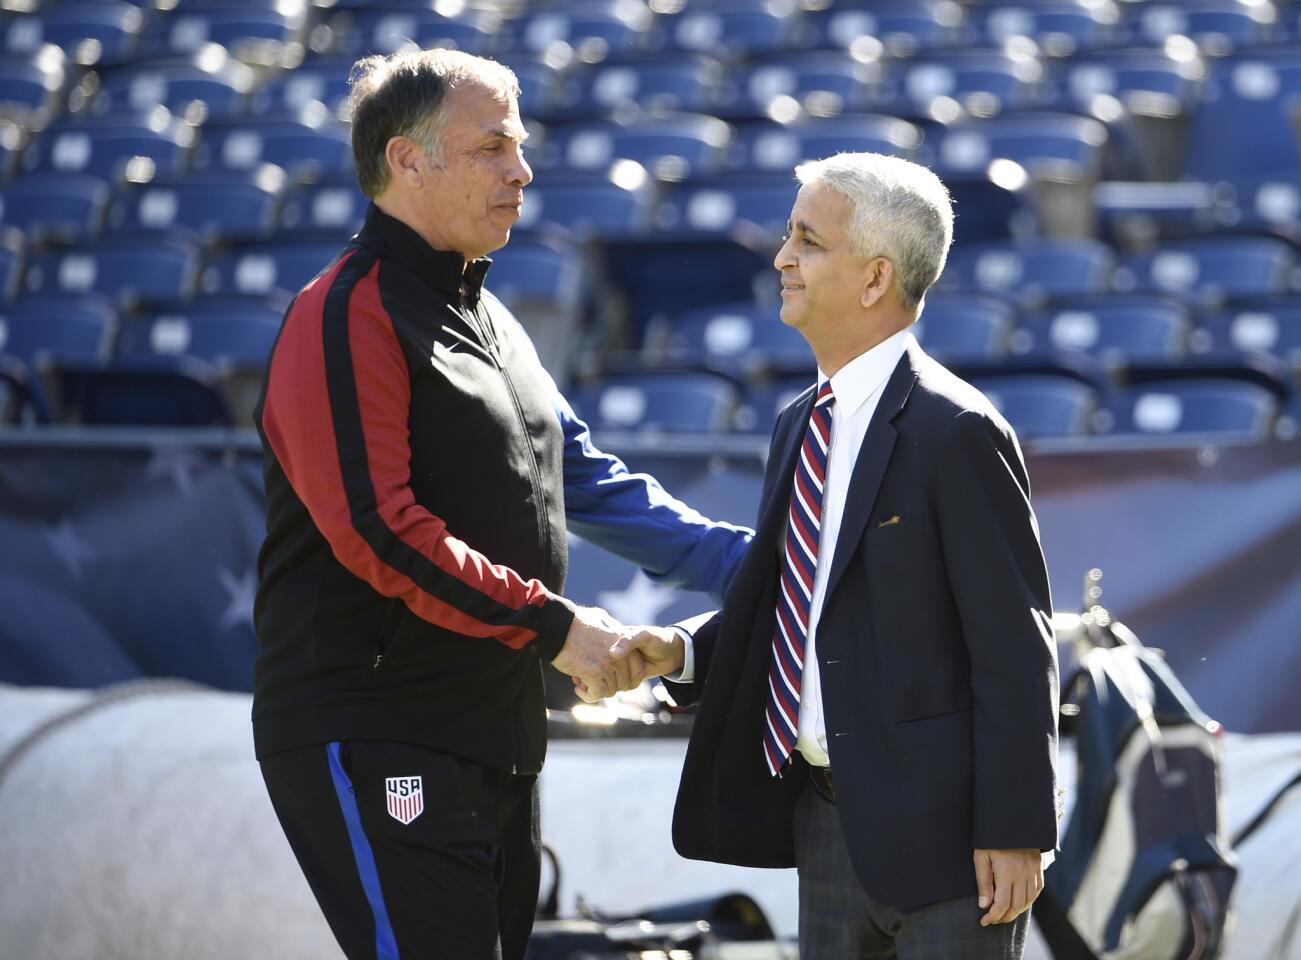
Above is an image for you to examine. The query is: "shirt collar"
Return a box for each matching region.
[819,328,913,418]
[354,202,493,300]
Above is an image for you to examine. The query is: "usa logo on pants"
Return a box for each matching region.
[386,776,424,825]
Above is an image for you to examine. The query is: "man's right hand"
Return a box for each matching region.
[551,606,643,702]
[571,626,686,701]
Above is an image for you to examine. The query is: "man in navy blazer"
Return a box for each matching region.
[590,153,1060,958]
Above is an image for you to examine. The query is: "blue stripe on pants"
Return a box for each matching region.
[327,741,400,960]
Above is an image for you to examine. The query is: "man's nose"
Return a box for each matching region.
[509,151,533,188]
[774,236,795,271]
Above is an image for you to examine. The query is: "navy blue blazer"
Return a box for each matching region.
[665,338,1060,913]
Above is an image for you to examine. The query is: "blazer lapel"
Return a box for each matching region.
[822,342,922,601]
[756,386,816,548]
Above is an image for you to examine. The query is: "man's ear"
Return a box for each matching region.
[385,135,425,189]
[861,256,894,310]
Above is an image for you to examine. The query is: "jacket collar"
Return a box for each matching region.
[354,202,493,301]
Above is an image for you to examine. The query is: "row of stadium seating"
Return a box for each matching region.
[7,226,1301,314]
[5,0,1301,68]
[7,42,1301,182]
[568,369,1297,441]
[2,279,1297,430]
[3,0,1301,442]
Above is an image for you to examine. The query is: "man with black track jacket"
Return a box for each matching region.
[253,50,752,960]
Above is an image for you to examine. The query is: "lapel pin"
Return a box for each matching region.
[877,515,902,528]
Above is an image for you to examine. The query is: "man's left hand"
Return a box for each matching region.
[973,848,1043,926]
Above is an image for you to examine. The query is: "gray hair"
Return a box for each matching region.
[348,49,520,198]
[795,152,954,311]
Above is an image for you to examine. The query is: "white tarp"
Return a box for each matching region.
[0,683,1296,959]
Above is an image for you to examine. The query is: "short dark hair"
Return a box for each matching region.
[348,49,520,199]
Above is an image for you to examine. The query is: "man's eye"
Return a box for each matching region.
[802,237,817,247]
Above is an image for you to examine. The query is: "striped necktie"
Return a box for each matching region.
[763,381,835,777]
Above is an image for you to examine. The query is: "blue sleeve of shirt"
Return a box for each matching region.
[552,389,753,602]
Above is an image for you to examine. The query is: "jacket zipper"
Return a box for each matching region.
[465,294,553,576]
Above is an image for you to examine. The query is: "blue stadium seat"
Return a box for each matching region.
[1,2,144,67]
[551,56,720,119]
[190,109,353,179]
[139,6,308,64]
[1231,175,1301,242]
[23,111,196,180]
[650,5,800,58]
[277,176,369,237]
[737,375,815,435]
[913,295,1015,363]
[0,173,109,243]
[0,49,70,129]
[514,173,654,237]
[1185,49,1301,179]
[1093,181,1230,248]
[494,54,565,121]
[936,241,1115,305]
[713,52,879,120]
[249,58,352,116]
[974,4,1124,56]
[25,239,199,306]
[932,114,1108,183]
[727,116,922,172]
[0,293,116,419]
[1197,300,1301,366]
[485,240,584,316]
[1042,48,1205,115]
[1115,237,1296,303]
[1101,378,1278,438]
[328,8,495,57]
[539,115,731,179]
[92,58,256,120]
[601,234,776,339]
[946,174,1034,246]
[873,50,1043,118]
[970,374,1098,438]
[117,300,279,367]
[650,300,809,372]
[200,241,339,299]
[1015,298,1190,363]
[800,4,968,56]
[654,176,794,237]
[500,4,656,58]
[1125,2,1280,55]
[57,357,234,426]
[116,298,282,424]
[108,168,286,241]
[568,372,739,433]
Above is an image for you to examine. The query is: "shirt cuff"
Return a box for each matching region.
[663,626,694,683]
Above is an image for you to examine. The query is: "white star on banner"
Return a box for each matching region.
[597,571,679,627]
[218,567,256,630]
[145,447,205,498]
[46,518,96,581]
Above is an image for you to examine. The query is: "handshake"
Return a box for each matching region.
[551,606,686,703]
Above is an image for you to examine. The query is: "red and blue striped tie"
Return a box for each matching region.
[764,381,835,777]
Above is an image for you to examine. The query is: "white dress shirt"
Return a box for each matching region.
[673,329,912,766]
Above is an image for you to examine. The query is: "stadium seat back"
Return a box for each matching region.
[654,177,794,237]
[109,169,285,241]
[568,372,739,433]
[514,177,653,236]
[655,300,809,369]
[1116,237,1296,302]
[24,113,195,180]
[554,57,720,117]
[278,177,369,237]
[913,294,1015,363]
[26,240,199,306]
[0,295,116,367]
[191,113,353,179]
[0,174,108,243]
[200,242,341,299]
[93,62,255,120]
[651,7,798,58]
[801,5,968,56]
[1020,300,1189,362]
[713,53,878,119]
[1185,51,1301,179]
[972,374,1097,437]
[728,116,922,172]
[1103,378,1277,438]
[3,2,144,67]
[937,241,1114,302]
